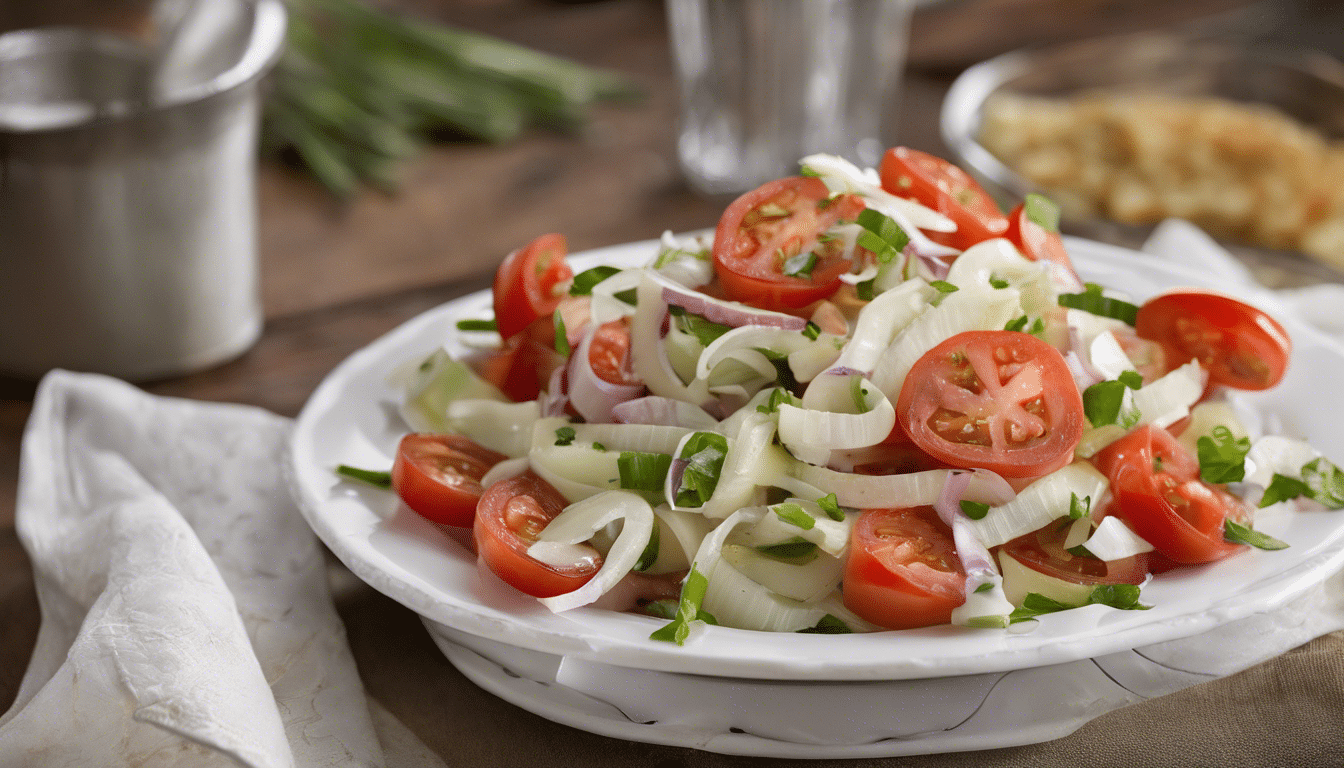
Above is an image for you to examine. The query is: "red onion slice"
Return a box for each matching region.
[652,271,806,331]
[611,396,719,430]
[567,325,644,424]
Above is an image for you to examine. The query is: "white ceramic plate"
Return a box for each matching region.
[288,236,1344,682]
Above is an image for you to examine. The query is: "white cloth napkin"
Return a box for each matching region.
[0,370,447,768]
[1139,218,1344,340]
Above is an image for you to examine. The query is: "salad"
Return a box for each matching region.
[340,147,1343,642]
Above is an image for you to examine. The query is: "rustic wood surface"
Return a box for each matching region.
[3,0,1336,764]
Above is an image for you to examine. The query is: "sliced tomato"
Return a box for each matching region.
[492,233,574,340]
[392,434,507,528]
[896,330,1085,478]
[842,507,966,630]
[712,176,865,312]
[1134,289,1291,391]
[474,333,565,403]
[474,471,601,598]
[1091,425,1248,564]
[589,320,639,386]
[1000,520,1149,586]
[1004,200,1082,286]
[1112,327,1170,385]
[878,146,1008,251]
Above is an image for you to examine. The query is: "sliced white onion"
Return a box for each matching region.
[567,325,644,424]
[534,491,655,613]
[1245,436,1321,489]
[777,386,895,459]
[444,399,540,458]
[1175,401,1250,459]
[788,341,844,384]
[651,270,807,331]
[1088,331,1138,381]
[801,153,957,233]
[1082,516,1154,561]
[700,413,784,519]
[538,363,569,418]
[652,230,714,288]
[630,272,711,403]
[701,556,839,633]
[731,499,852,557]
[999,549,1093,607]
[611,396,719,430]
[568,422,691,455]
[718,541,845,604]
[696,325,812,382]
[480,456,530,489]
[967,462,1109,548]
[400,349,508,432]
[643,508,715,576]
[791,463,1015,510]
[869,286,1024,402]
[529,445,623,503]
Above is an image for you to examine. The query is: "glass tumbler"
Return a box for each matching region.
[666,0,915,196]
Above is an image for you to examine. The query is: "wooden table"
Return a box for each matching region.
[4,0,1335,764]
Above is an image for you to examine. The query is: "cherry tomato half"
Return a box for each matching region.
[392,434,507,528]
[1091,425,1248,564]
[474,471,601,598]
[896,330,1085,478]
[1135,289,1291,391]
[492,233,574,340]
[1004,201,1082,286]
[474,332,565,403]
[712,176,865,312]
[842,506,966,630]
[878,146,1008,251]
[589,320,639,386]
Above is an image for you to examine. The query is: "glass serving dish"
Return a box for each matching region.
[940,30,1344,288]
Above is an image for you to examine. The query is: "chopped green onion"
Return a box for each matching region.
[1261,473,1310,507]
[773,502,815,530]
[675,432,729,508]
[817,493,845,521]
[1069,492,1091,520]
[1083,380,1141,428]
[553,313,570,356]
[849,376,872,413]
[456,318,497,332]
[650,567,715,645]
[1023,193,1061,232]
[618,451,673,494]
[796,614,853,634]
[668,306,732,347]
[634,523,662,571]
[1224,519,1289,550]
[782,251,817,278]
[855,209,910,264]
[569,265,621,295]
[960,500,990,520]
[754,537,820,563]
[554,426,576,446]
[1066,544,1097,558]
[612,288,638,306]
[757,387,798,414]
[336,464,392,489]
[802,321,822,341]
[1118,370,1144,389]
[929,280,959,295]
[1303,458,1344,509]
[1058,283,1140,325]
[989,277,1010,289]
[1197,426,1251,484]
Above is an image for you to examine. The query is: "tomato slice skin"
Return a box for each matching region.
[588,320,639,386]
[392,434,508,528]
[843,507,966,630]
[474,332,565,403]
[1134,289,1291,391]
[474,471,601,598]
[712,176,864,311]
[896,330,1085,478]
[492,233,574,340]
[1091,425,1247,564]
[1003,201,1082,286]
[878,146,1008,251]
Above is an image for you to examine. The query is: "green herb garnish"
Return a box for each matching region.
[335,464,392,489]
